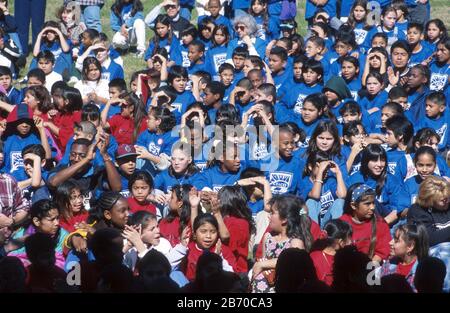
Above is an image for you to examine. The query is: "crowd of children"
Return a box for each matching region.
[0,0,449,293]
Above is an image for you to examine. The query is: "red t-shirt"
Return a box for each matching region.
[340,214,391,260]
[159,216,181,247]
[127,197,157,215]
[310,250,334,286]
[108,114,147,145]
[59,211,89,233]
[223,216,250,273]
[185,241,237,281]
[53,111,82,153]
[397,259,417,277]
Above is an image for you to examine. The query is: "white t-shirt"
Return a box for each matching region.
[74,79,110,104]
[45,71,63,92]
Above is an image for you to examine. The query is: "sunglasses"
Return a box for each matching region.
[235,25,246,31]
[164,4,177,9]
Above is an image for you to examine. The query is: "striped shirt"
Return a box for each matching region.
[0,173,30,218]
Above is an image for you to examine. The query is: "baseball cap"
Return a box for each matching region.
[115,144,139,159]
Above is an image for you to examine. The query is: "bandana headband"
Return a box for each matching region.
[351,184,373,202]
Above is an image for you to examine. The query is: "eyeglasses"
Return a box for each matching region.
[70,194,84,202]
[164,4,177,9]
[235,25,246,31]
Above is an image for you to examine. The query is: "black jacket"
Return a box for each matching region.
[407,203,450,246]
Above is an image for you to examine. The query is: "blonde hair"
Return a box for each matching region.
[416,176,450,208]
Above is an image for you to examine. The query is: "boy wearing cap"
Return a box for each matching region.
[109,143,140,197]
[322,75,353,124]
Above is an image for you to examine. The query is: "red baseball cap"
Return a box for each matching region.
[115,144,139,159]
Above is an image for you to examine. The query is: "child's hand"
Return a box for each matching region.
[71,235,88,253]
[33,116,44,130]
[153,53,167,64]
[47,109,58,120]
[96,133,110,156]
[252,261,263,279]
[214,238,222,255]
[387,66,400,86]
[181,226,191,247]
[189,188,201,208]
[122,225,145,252]
[151,192,169,205]
[74,221,95,235]
[134,145,152,160]
[327,161,340,174]
[120,25,129,38]
[0,213,13,228]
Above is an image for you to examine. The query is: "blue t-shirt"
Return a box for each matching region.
[196,165,245,192]
[404,174,425,206]
[154,169,203,193]
[101,59,124,82]
[386,149,407,176]
[429,61,449,92]
[144,37,182,65]
[416,110,450,152]
[298,173,340,217]
[409,42,434,67]
[6,87,21,105]
[205,44,227,81]
[394,152,450,182]
[279,81,323,114]
[358,90,389,111]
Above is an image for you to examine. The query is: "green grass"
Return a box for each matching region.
[9,0,449,83]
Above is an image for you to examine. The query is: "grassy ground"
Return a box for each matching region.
[10,0,448,82]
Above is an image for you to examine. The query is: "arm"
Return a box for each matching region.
[110,10,122,32]
[308,161,330,200]
[0,100,14,113]
[144,3,164,27]
[191,75,202,102]
[189,188,201,230]
[361,56,371,87]
[43,121,60,136]
[346,141,363,172]
[262,61,274,85]
[332,163,347,198]
[18,178,32,190]
[98,134,122,192]
[32,27,47,57]
[52,27,70,53]
[211,197,230,244]
[35,117,51,159]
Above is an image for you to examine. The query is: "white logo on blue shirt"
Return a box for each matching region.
[436,124,447,145]
[269,172,293,194]
[213,53,226,72]
[10,152,23,172]
[148,142,161,156]
[294,94,306,114]
[430,73,448,91]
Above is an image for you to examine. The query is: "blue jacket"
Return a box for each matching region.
[110,4,144,32]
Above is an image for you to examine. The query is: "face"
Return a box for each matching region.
[69,189,84,213]
[347,125,366,144]
[334,42,351,57]
[425,100,445,118]
[391,47,409,68]
[147,112,159,132]
[268,54,285,73]
[95,47,109,63]
[86,63,101,81]
[390,230,412,259]
[368,156,386,176]
[172,77,187,93]
[368,54,381,69]
[427,23,440,41]
[407,27,421,45]
[37,59,53,74]
[214,29,226,46]
[382,12,397,29]
[232,55,246,70]
[391,96,408,111]
[81,32,92,46]
[372,37,387,48]
[415,153,436,179]
[407,68,426,89]
[208,0,221,16]
[164,3,180,18]
[303,68,320,85]
[385,129,399,147]
[181,34,194,46]
[0,74,11,89]
[169,189,182,212]
[353,5,366,21]
[23,153,44,178]
[305,41,321,58]
[436,43,450,64]
[17,122,31,136]
[248,72,263,89]
[293,62,303,80]
[34,208,60,235]
[27,76,43,87]
[141,218,161,246]
[131,179,151,203]
[171,149,191,174]
[235,23,249,38]
[155,22,170,38]
[324,90,339,103]
[202,87,217,106]
[188,45,203,63]
[190,127,204,151]
[269,204,285,232]
[252,0,265,14]
[195,222,218,249]
[352,195,376,221]
[243,59,255,76]
[130,79,138,93]
[105,198,129,228]
[202,23,215,40]
[366,77,383,95]
[278,131,295,158]
[433,194,449,211]
[61,9,73,24]
[219,69,233,86]
[45,30,57,42]
[302,101,320,124]
[421,136,439,152]
[221,146,240,173]
[118,156,137,176]
[252,90,270,103]
[381,107,396,127]
[316,131,335,152]
[341,61,358,80]
[342,111,361,124]
[69,144,88,165]
[24,92,38,110]
[109,87,121,100]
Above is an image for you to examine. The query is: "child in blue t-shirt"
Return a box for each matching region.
[424,19,447,52]
[359,72,389,114]
[294,93,328,147]
[384,115,414,177]
[407,23,434,67]
[377,6,406,52]
[187,41,208,79]
[0,66,21,105]
[300,150,346,228]
[268,46,290,91]
[392,0,409,37]
[205,25,230,82]
[218,63,234,102]
[135,106,179,177]
[347,0,378,54]
[198,0,233,37]
[341,56,361,101]
[429,38,450,92]
[280,58,323,115]
[416,91,449,153]
[237,167,272,219]
[249,0,279,42]
[167,66,196,122]
[180,24,197,68]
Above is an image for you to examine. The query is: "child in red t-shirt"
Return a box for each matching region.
[175,213,237,281]
[310,219,353,286]
[54,179,89,233]
[101,92,147,145]
[339,183,392,263]
[127,171,157,215]
[159,184,193,247]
